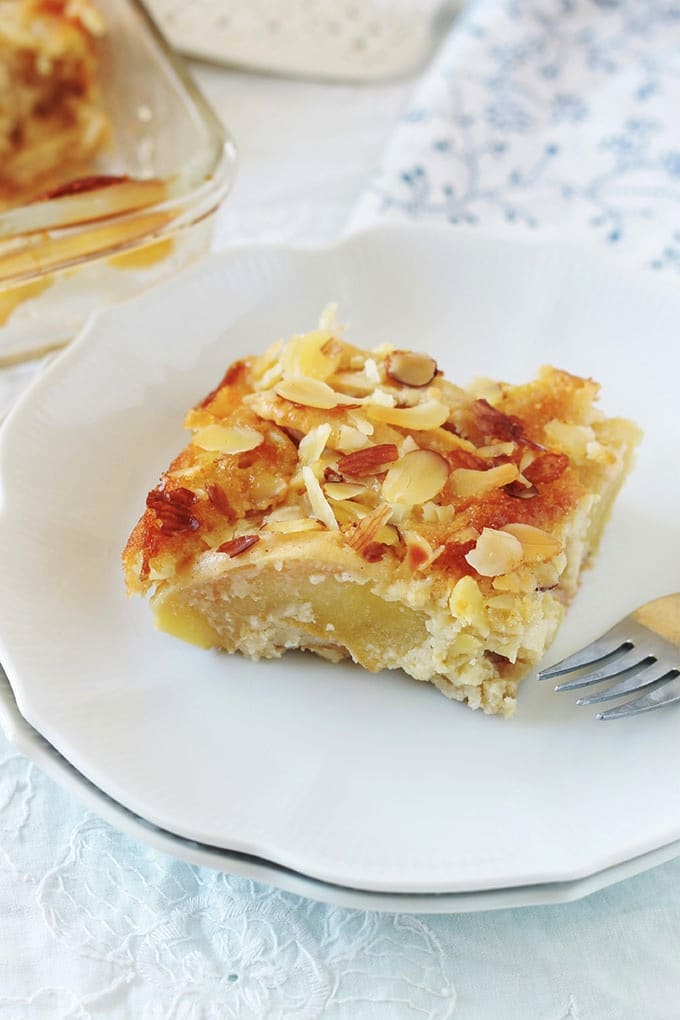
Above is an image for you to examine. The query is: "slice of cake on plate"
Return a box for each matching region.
[123,308,640,716]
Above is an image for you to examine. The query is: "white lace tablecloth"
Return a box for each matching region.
[3,2,680,1016]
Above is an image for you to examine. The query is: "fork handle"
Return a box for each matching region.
[633,594,680,645]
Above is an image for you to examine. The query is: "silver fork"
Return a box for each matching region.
[537,594,680,720]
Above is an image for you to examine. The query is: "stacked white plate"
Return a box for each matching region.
[1,227,679,912]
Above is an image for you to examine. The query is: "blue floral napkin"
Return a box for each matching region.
[352,0,680,273]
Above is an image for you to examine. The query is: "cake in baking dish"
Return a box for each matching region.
[123,308,640,716]
[0,0,107,203]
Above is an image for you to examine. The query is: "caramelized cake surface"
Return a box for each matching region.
[123,308,640,716]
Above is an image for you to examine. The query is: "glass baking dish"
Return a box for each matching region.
[0,0,237,366]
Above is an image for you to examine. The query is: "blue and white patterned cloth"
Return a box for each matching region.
[352,0,680,273]
[3,2,680,1016]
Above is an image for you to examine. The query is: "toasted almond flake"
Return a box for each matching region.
[502,523,564,562]
[469,377,504,403]
[336,425,370,453]
[403,530,444,571]
[364,357,381,383]
[280,330,341,381]
[192,424,263,454]
[298,423,332,465]
[544,420,595,461]
[421,500,455,525]
[265,518,324,534]
[366,398,449,431]
[519,449,537,473]
[449,462,519,499]
[345,504,393,554]
[375,523,400,546]
[476,442,517,459]
[385,350,437,388]
[329,371,376,396]
[276,377,359,409]
[465,528,523,577]
[446,526,481,549]
[347,412,374,436]
[217,535,260,557]
[302,465,338,529]
[381,449,449,506]
[505,479,539,499]
[449,576,490,636]
[401,435,420,454]
[337,443,399,477]
[324,482,368,500]
[331,499,371,523]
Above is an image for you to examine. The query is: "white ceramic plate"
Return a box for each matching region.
[2,666,679,914]
[1,226,679,896]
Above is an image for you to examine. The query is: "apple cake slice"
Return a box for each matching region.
[0,0,108,204]
[123,309,640,716]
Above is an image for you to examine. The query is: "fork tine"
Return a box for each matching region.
[537,622,632,681]
[552,648,653,693]
[597,672,680,720]
[575,660,661,704]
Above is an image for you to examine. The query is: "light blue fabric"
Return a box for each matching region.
[3,2,680,1015]
[352,0,680,272]
[1,732,680,1017]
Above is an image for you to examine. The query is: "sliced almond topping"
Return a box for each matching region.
[302,465,338,529]
[217,535,260,557]
[470,399,523,442]
[381,449,449,506]
[465,528,524,577]
[192,424,264,454]
[366,398,449,431]
[401,435,420,454]
[335,424,370,453]
[469,377,504,403]
[298,423,332,465]
[337,443,399,477]
[385,350,437,388]
[281,330,341,381]
[375,523,400,547]
[448,575,490,636]
[449,462,518,499]
[403,530,444,571]
[476,441,516,459]
[275,377,359,410]
[328,370,377,397]
[265,518,324,534]
[544,420,595,461]
[331,500,370,525]
[505,480,539,500]
[345,503,393,554]
[502,523,563,563]
[347,412,374,436]
[324,481,368,500]
[421,500,455,525]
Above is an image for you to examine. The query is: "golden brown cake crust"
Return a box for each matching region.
[123,310,641,715]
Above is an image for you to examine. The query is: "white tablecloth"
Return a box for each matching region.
[3,2,680,1016]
